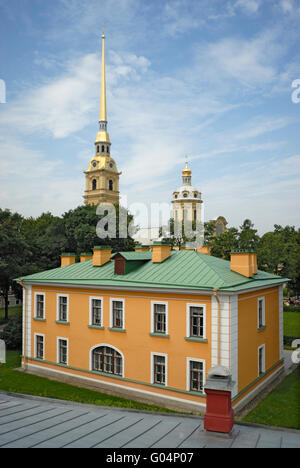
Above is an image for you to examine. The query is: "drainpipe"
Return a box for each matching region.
[18,280,27,371]
[213,288,221,365]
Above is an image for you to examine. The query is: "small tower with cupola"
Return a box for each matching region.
[83,31,121,206]
[172,160,203,223]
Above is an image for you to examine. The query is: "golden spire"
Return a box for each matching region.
[100,26,107,122]
[95,27,110,144]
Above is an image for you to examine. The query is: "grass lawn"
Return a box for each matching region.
[0,351,177,414]
[284,311,300,337]
[242,366,300,430]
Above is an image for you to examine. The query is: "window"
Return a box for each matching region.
[107,146,110,154]
[111,299,124,329]
[151,302,168,335]
[90,298,102,327]
[109,180,113,191]
[258,297,265,329]
[152,354,167,386]
[57,338,68,365]
[57,295,68,322]
[102,145,105,152]
[188,359,205,393]
[92,346,123,376]
[35,334,44,360]
[35,293,45,319]
[189,305,205,338]
[92,179,97,190]
[258,345,265,376]
[97,145,100,153]
[194,210,197,221]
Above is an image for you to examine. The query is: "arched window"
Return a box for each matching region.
[102,145,105,153]
[97,145,100,153]
[107,146,110,154]
[92,179,97,190]
[92,346,123,376]
[109,180,113,191]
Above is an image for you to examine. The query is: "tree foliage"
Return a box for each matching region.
[0,205,137,321]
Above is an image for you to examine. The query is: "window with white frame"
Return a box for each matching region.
[57,295,68,322]
[258,344,265,376]
[90,297,103,327]
[187,304,206,339]
[35,293,45,319]
[258,297,265,329]
[35,334,45,360]
[152,353,167,386]
[187,359,205,393]
[111,299,124,329]
[57,338,68,365]
[91,346,123,376]
[151,302,168,335]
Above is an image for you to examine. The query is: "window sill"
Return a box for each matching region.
[88,325,104,330]
[33,317,46,322]
[184,337,208,343]
[56,321,70,326]
[108,327,126,333]
[258,326,266,332]
[149,333,170,339]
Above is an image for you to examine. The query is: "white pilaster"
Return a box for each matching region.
[230,295,238,397]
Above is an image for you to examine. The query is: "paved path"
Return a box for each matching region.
[0,393,299,448]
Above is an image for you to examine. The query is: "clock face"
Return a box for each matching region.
[109,162,114,169]
[92,160,97,168]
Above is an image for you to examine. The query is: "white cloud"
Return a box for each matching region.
[281,0,294,13]
[202,154,300,233]
[233,0,261,14]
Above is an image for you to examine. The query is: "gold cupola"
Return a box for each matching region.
[182,159,192,185]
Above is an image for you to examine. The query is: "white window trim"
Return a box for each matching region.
[34,333,45,360]
[56,337,69,366]
[186,357,206,393]
[56,294,69,322]
[89,343,125,378]
[34,292,45,319]
[151,301,168,334]
[89,296,103,327]
[186,303,207,339]
[258,344,266,376]
[257,297,266,329]
[151,352,168,387]
[110,298,125,329]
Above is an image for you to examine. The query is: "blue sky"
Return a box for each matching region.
[0,0,299,234]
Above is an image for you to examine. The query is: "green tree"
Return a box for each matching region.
[21,212,67,272]
[63,204,136,254]
[0,209,30,320]
[238,219,260,250]
[210,227,239,260]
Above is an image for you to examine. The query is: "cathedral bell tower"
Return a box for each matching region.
[83,31,121,206]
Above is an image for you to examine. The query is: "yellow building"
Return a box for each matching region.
[83,33,121,206]
[18,246,287,414]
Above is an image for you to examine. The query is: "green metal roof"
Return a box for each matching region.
[18,251,288,293]
[111,252,152,261]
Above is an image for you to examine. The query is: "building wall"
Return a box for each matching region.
[26,285,213,410]
[23,283,284,412]
[237,286,283,396]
